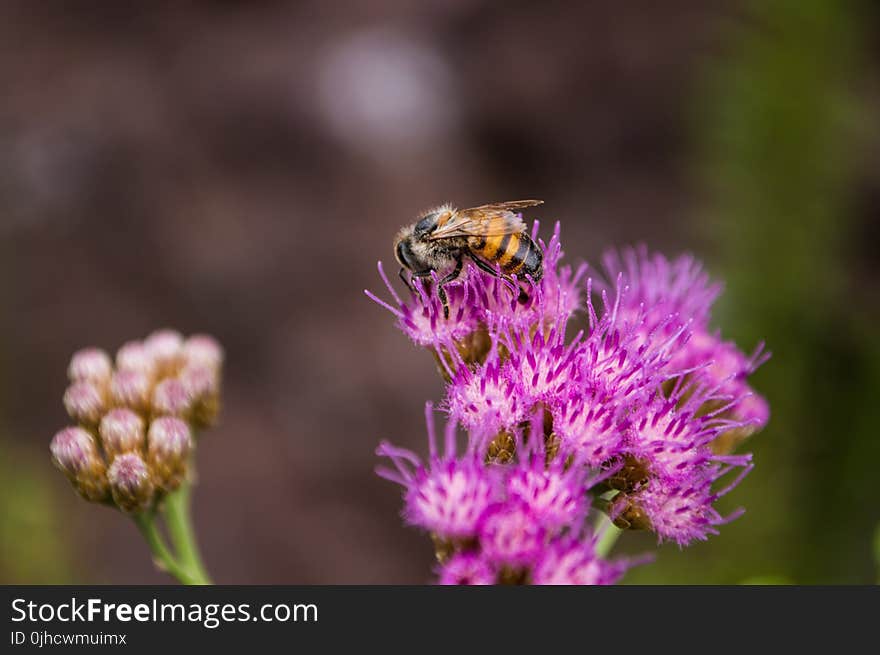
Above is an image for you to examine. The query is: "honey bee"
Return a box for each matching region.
[394,200,544,317]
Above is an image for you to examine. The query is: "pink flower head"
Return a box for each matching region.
[445,352,524,435]
[503,323,583,410]
[376,405,500,539]
[478,503,545,568]
[552,391,624,467]
[437,552,496,585]
[505,450,586,533]
[365,263,482,349]
[602,246,721,335]
[531,536,629,585]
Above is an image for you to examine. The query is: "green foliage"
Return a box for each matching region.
[0,440,72,583]
[627,0,880,583]
[874,523,880,584]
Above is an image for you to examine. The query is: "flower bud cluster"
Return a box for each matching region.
[50,330,223,513]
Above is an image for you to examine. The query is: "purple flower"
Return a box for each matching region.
[733,391,770,429]
[376,406,499,539]
[405,457,498,539]
[603,247,770,428]
[371,219,770,581]
[365,264,482,350]
[445,353,524,434]
[502,324,582,411]
[531,536,627,585]
[552,392,624,467]
[437,553,496,585]
[479,503,545,568]
[580,282,682,404]
[505,451,586,533]
[616,458,753,546]
[625,394,714,482]
[601,246,720,336]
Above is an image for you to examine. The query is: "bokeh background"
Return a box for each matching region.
[1,1,878,584]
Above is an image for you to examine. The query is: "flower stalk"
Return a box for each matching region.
[162,481,211,585]
[133,489,210,586]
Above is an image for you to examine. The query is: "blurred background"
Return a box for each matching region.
[1,1,878,584]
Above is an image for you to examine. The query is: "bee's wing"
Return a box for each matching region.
[427,200,542,240]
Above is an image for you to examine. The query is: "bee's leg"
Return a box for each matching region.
[398,268,415,293]
[400,268,434,295]
[467,252,503,278]
[467,253,528,304]
[437,256,464,320]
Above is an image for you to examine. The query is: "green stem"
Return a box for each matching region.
[594,514,623,558]
[133,512,200,584]
[162,481,212,585]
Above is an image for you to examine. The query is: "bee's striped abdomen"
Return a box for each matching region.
[468,232,543,281]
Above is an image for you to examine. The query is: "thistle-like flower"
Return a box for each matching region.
[437,552,496,585]
[370,219,770,584]
[531,536,627,585]
[377,407,633,585]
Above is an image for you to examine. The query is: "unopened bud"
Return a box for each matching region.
[50,427,109,502]
[110,370,152,413]
[605,455,651,494]
[68,348,113,385]
[610,496,652,531]
[147,417,193,491]
[144,329,183,374]
[179,366,220,427]
[63,382,106,426]
[116,340,157,378]
[151,378,194,418]
[182,335,224,374]
[99,408,145,458]
[51,427,97,477]
[107,453,155,513]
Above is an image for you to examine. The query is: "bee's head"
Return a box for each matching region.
[394,226,425,273]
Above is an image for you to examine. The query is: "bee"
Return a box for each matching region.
[394,200,544,317]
